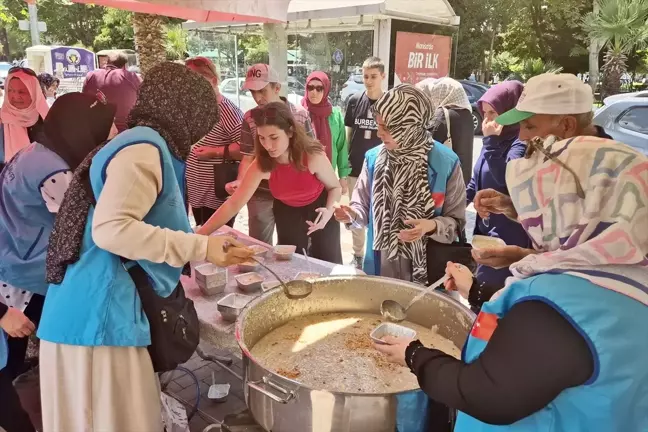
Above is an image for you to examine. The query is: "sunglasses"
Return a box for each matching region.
[525,136,585,199]
[307,85,324,93]
[8,66,37,78]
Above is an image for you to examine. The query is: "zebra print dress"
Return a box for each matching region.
[371,84,437,284]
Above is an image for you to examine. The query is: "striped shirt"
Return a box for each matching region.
[186,97,244,209]
[240,98,314,194]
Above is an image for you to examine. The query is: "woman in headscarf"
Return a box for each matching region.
[334,84,466,284]
[375,136,648,432]
[37,63,253,432]
[38,72,60,107]
[0,67,49,170]
[302,71,351,193]
[466,81,532,295]
[0,92,116,432]
[184,56,244,227]
[416,77,474,184]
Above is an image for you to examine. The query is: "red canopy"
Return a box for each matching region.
[71,0,289,23]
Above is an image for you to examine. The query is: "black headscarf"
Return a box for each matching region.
[41,92,116,170]
[127,61,220,160]
[46,62,219,283]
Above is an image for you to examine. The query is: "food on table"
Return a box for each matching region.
[250,312,460,393]
[273,245,296,260]
[236,273,263,285]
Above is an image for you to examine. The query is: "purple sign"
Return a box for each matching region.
[50,47,95,79]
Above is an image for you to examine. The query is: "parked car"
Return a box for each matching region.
[594,95,648,155]
[340,73,365,107]
[459,80,489,135]
[0,62,12,89]
[219,77,304,113]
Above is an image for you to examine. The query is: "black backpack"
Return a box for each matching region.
[122,259,200,372]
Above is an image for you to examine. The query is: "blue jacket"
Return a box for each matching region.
[38,127,192,348]
[466,136,531,287]
[362,143,459,276]
[456,273,648,431]
[0,142,69,296]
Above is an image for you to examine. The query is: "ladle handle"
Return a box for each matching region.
[251,257,285,286]
[405,275,449,310]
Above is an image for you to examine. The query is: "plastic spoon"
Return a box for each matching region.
[380,275,449,322]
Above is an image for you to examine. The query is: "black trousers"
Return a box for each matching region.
[5,294,44,380]
[273,191,342,264]
[0,368,35,432]
[191,206,235,228]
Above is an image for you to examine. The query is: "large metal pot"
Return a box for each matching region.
[235,276,475,432]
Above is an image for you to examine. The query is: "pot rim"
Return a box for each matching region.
[234,275,475,397]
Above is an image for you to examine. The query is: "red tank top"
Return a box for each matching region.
[269,159,325,207]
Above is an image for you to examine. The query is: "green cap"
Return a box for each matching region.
[495,108,534,126]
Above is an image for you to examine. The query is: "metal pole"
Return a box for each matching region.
[27,1,40,45]
[234,33,240,108]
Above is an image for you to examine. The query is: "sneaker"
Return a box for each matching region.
[350,255,363,270]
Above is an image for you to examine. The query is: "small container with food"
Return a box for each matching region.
[235,272,264,292]
[261,280,281,292]
[370,323,417,345]
[217,293,254,322]
[471,235,507,258]
[295,271,322,281]
[238,258,262,273]
[194,263,228,296]
[273,245,297,261]
[249,244,270,258]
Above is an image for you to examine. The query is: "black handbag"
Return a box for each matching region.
[426,227,476,285]
[213,144,239,200]
[122,259,200,372]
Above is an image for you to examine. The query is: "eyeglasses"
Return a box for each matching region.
[8,66,37,78]
[525,136,585,199]
[307,85,324,93]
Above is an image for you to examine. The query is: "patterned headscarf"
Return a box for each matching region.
[128,62,220,161]
[416,77,471,112]
[46,62,219,283]
[505,136,648,305]
[372,84,437,284]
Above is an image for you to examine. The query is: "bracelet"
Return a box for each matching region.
[406,340,424,371]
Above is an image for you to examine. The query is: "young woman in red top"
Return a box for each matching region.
[199,102,343,263]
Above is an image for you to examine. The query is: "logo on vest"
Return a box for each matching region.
[471,312,499,342]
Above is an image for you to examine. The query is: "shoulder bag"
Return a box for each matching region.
[213,144,239,201]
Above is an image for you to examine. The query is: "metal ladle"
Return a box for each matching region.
[249,257,313,300]
[380,275,449,322]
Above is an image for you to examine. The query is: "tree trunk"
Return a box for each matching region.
[0,27,11,61]
[588,0,602,95]
[132,13,166,76]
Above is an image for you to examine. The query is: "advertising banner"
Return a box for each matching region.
[394,32,452,85]
[50,47,95,79]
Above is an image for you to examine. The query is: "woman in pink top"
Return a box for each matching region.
[199,102,343,263]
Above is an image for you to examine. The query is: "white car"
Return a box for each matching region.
[219,77,303,113]
[339,73,365,108]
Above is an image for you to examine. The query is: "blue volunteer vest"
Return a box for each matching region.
[38,127,192,348]
[0,142,69,296]
[456,273,648,432]
[362,143,459,276]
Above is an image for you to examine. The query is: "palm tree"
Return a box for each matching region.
[583,0,648,98]
[165,25,188,61]
[132,13,166,76]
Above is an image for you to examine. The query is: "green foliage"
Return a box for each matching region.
[239,34,268,65]
[165,25,187,60]
[491,52,563,81]
[93,8,134,51]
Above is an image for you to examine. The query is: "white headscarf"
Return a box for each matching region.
[416,77,471,112]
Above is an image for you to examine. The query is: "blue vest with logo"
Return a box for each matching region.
[0,142,69,296]
[456,273,648,432]
[362,143,459,276]
[38,127,191,348]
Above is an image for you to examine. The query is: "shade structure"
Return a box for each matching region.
[70,0,290,23]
